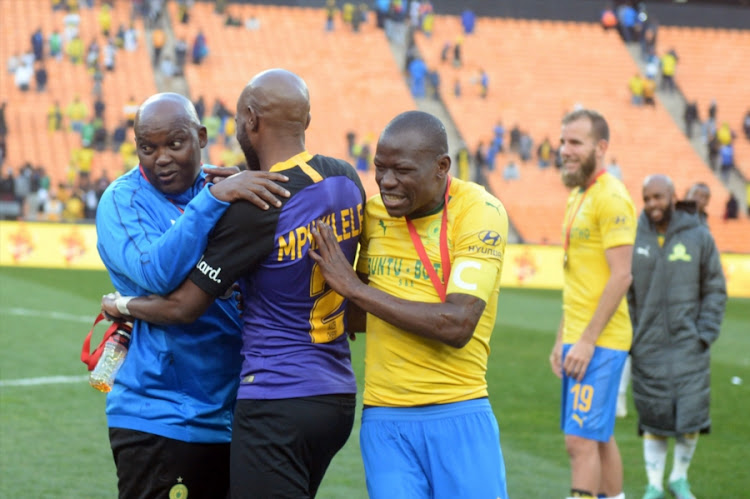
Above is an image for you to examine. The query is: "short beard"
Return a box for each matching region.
[561,150,596,188]
[238,133,261,171]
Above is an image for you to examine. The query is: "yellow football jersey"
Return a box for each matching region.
[562,171,636,351]
[357,178,508,407]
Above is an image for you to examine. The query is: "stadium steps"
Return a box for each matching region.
[412,15,749,253]
[167,2,416,199]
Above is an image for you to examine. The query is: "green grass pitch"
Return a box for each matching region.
[1,267,748,497]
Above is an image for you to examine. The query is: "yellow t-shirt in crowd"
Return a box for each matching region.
[562,171,636,351]
[357,177,509,407]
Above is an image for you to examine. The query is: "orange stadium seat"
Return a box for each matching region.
[0,0,156,190]
[414,15,749,253]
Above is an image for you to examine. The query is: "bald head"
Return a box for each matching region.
[135,92,200,132]
[643,174,674,195]
[642,174,675,230]
[381,110,448,157]
[239,68,310,133]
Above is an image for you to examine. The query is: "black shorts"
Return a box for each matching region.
[230,394,356,499]
[109,428,230,499]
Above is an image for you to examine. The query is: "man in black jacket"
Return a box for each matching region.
[628,174,726,499]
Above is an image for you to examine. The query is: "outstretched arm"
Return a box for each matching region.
[102,278,214,325]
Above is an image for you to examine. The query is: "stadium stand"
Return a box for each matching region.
[413,15,749,253]
[656,26,750,179]
[0,0,156,190]
[167,2,417,198]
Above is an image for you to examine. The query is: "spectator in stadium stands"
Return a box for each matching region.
[519,131,533,163]
[600,3,617,31]
[453,35,463,67]
[660,49,678,93]
[31,28,45,61]
[174,38,188,76]
[642,77,656,107]
[616,2,637,42]
[503,158,520,181]
[309,109,510,499]
[629,174,725,499]
[683,101,699,138]
[124,24,138,52]
[606,157,622,181]
[509,123,521,153]
[643,48,659,81]
[192,30,208,65]
[102,71,361,499]
[538,137,553,168]
[743,110,750,141]
[685,182,711,225]
[719,143,734,183]
[639,15,658,62]
[492,121,505,152]
[628,73,644,106]
[66,95,88,133]
[325,0,336,31]
[93,96,105,120]
[453,77,461,97]
[47,101,63,132]
[716,122,734,146]
[95,91,291,498]
[550,109,635,499]
[49,29,62,60]
[111,121,127,152]
[160,55,175,79]
[724,194,739,220]
[193,95,205,122]
[67,34,84,64]
[14,60,32,92]
[103,38,116,71]
[245,13,261,31]
[461,8,476,34]
[479,68,489,99]
[475,141,486,171]
[86,38,100,69]
[0,102,8,138]
[34,61,48,92]
[123,96,138,127]
[98,3,112,37]
[151,26,165,66]
[408,56,427,98]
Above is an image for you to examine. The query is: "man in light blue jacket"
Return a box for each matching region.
[95,92,289,499]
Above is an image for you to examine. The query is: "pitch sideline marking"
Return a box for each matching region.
[2,307,93,323]
[0,375,89,387]
[1,308,96,387]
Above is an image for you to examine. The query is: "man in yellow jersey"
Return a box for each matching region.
[549,109,636,499]
[311,110,509,499]
[629,175,725,499]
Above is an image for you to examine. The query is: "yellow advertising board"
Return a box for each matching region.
[1,221,749,298]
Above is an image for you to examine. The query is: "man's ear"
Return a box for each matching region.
[437,153,451,177]
[197,125,208,148]
[305,112,311,131]
[248,107,259,132]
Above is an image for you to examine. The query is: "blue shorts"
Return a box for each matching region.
[360,398,508,499]
[560,344,628,442]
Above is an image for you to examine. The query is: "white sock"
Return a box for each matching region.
[605,494,625,499]
[643,433,667,490]
[618,356,632,395]
[669,433,698,482]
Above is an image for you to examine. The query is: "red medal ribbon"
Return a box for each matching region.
[405,176,452,302]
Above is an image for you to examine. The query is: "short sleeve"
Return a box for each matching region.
[597,188,636,249]
[446,195,508,302]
